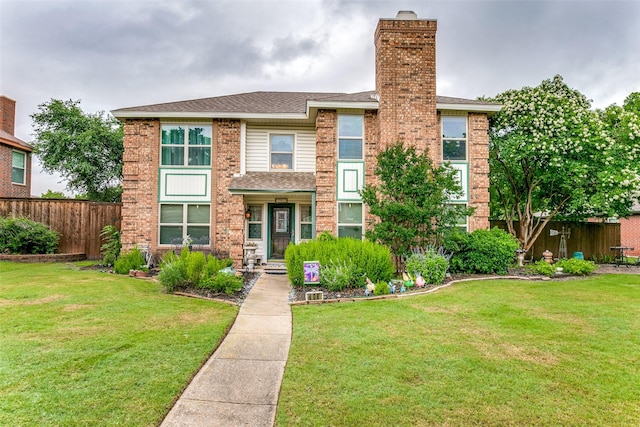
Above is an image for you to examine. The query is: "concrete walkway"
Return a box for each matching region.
[161,273,292,427]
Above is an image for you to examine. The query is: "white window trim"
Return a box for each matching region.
[11,150,26,185]
[158,203,211,246]
[441,116,468,162]
[338,114,364,161]
[160,123,212,167]
[246,204,263,240]
[299,204,313,241]
[269,133,295,171]
[337,202,364,239]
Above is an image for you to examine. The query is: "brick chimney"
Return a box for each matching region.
[0,96,16,135]
[375,11,438,153]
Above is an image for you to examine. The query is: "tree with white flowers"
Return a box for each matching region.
[487,75,640,252]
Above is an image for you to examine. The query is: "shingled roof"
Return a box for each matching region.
[0,130,32,152]
[112,91,500,117]
[228,172,316,193]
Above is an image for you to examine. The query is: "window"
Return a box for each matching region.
[11,151,26,185]
[270,134,293,170]
[338,115,363,160]
[442,116,467,161]
[161,125,211,166]
[300,205,313,240]
[246,205,263,239]
[448,203,469,232]
[159,204,210,244]
[337,202,363,239]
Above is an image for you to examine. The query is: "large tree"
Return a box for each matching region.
[31,99,124,202]
[487,75,640,252]
[360,142,473,256]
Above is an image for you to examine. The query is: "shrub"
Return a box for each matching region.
[448,227,519,274]
[100,225,121,266]
[157,248,239,293]
[285,233,394,289]
[0,216,59,254]
[320,260,354,291]
[405,249,449,285]
[374,281,390,295]
[556,258,597,275]
[113,247,146,274]
[526,260,556,276]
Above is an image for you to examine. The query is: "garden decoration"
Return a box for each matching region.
[415,274,426,288]
[365,277,376,295]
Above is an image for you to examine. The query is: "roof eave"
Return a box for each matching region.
[228,189,315,194]
[1,138,33,152]
[111,111,310,120]
[437,103,502,114]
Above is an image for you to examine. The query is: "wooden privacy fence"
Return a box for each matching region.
[0,198,121,259]
[490,220,621,262]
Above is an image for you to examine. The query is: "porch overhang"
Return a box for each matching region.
[228,172,316,194]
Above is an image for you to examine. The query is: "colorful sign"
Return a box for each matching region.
[303,261,320,285]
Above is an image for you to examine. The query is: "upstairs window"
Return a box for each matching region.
[442,116,467,161]
[270,134,294,170]
[338,115,363,160]
[161,124,211,166]
[11,151,26,185]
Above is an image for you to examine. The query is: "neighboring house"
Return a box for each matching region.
[0,96,32,198]
[112,11,500,267]
[620,200,640,257]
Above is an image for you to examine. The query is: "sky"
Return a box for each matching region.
[1,0,639,197]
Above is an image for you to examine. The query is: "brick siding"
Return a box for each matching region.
[620,216,640,257]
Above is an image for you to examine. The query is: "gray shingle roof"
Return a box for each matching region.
[112,91,499,116]
[0,130,32,151]
[228,172,316,192]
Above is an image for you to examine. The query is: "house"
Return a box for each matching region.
[112,11,500,267]
[0,96,32,198]
[619,200,640,257]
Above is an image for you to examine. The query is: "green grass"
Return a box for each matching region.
[0,261,238,426]
[277,275,640,426]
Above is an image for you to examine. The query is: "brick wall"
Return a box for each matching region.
[315,109,338,235]
[375,16,438,154]
[0,96,32,198]
[0,96,16,135]
[467,112,490,230]
[212,119,244,267]
[620,216,640,257]
[120,119,160,250]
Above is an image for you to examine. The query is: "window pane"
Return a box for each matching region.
[187,226,210,240]
[338,203,362,224]
[160,205,183,223]
[12,151,25,168]
[338,225,362,239]
[187,204,210,223]
[161,126,185,145]
[12,167,24,184]
[339,116,363,137]
[270,135,293,152]
[271,153,292,169]
[248,223,262,239]
[300,205,312,222]
[160,226,182,244]
[162,146,184,165]
[442,117,466,139]
[189,126,211,146]
[300,224,313,240]
[443,140,466,161]
[248,205,262,222]
[339,139,363,159]
[188,147,211,166]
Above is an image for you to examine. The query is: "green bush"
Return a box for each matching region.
[99,225,121,266]
[405,249,449,285]
[448,228,519,274]
[285,234,395,290]
[374,281,390,295]
[0,216,59,254]
[157,248,238,293]
[113,247,146,274]
[320,260,354,291]
[556,258,597,275]
[526,260,556,276]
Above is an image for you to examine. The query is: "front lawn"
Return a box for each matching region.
[0,261,238,426]
[277,274,640,426]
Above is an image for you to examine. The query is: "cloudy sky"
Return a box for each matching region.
[1,0,639,196]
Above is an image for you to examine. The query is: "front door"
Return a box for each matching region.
[269,204,294,259]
